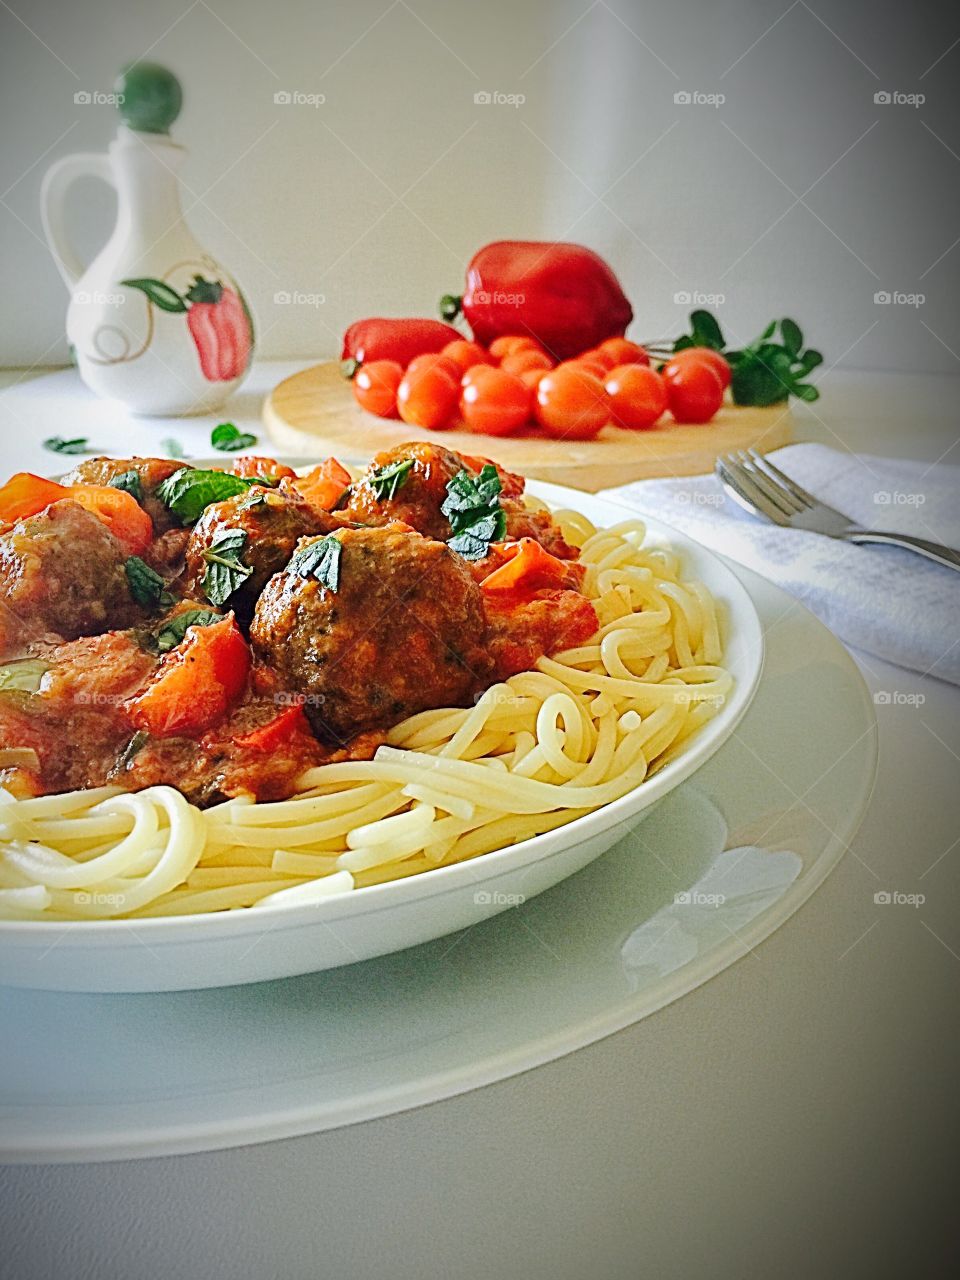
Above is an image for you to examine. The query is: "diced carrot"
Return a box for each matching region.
[292,458,352,512]
[0,473,71,525]
[480,538,571,595]
[126,615,250,738]
[233,704,310,752]
[67,485,153,555]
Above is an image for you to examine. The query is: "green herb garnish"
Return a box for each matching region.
[43,436,90,455]
[117,729,149,771]
[0,659,48,694]
[288,534,342,592]
[368,458,414,501]
[201,530,253,606]
[125,556,172,608]
[160,437,186,459]
[211,422,258,452]
[156,468,257,525]
[441,465,506,560]
[650,309,823,407]
[110,470,144,501]
[147,607,223,654]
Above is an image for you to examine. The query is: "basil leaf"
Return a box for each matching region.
[149,608,223,654]
[441,465,505,560]
[156,468,257,525]
[368,458,414,501]
[201,530,253,606]
[161,437,186,459]
[43,436,90,455]
[125,556,168,607]
[780,318,803,358]
[688,309,725,350]
[211,422,258,452]
[0,658,48,694]
[730,356,791,407]
[121,278,187,313]
[288,534,342,591]
[792,383,820,402]
[798,348,823,374]
[110,470,144,501]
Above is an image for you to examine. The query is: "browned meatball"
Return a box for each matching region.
[182,487,346,615]
[61,456,189,532]
[0,501,136,652]
[250,526,493,742]
[343,441,577,559]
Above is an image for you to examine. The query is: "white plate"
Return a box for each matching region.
[0,565,877,1162]
[0,482,763,994]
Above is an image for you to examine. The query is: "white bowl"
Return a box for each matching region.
[0,482,763,992]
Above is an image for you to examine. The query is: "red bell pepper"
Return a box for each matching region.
[441,241,633,361]
[233,704,310,752]
[340,317,461,373]
[185,277,253,381]
[480,538,582,596]
[126,614,250,738]
[290,458,352,512]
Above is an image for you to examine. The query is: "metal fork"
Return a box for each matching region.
[715,449,960,572]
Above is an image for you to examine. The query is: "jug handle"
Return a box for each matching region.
[40,153,115,289]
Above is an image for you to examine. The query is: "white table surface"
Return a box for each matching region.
[1,364,958,1279]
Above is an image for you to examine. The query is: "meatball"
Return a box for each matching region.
[0,500,136,652]
[61,456,188,532]
[250,526,493,742]
[343,441,578,559]
[183,487,345,615]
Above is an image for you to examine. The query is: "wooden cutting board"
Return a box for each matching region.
[263,361,792,492]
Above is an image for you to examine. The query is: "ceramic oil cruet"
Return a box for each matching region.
[41,62,254,416]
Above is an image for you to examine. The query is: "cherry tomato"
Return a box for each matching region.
[352,359,403,418]
[666,346,731,389]
[597,337,650,367]
[460,367,532,437]
[500,348,554,376]
[397,362,460,430]
[566,356,609,380]
[441,339,491,374]
[534,366,609,439]
[461,362,494,390]
[405,352,461,381]
[661,359,724,424]
[604,364,668,430]
[489,335,543,360]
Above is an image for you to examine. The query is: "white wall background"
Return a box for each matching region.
[1,0,957,372]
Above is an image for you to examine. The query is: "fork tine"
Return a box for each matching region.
[747,449,816,508]
[733,450,801,516]
[716,456,789,526]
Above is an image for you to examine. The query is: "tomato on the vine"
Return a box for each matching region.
[460,366,532,436]
[604,364,668,430]
[534,365,609,439]
[661,358,724,423]
[397,361,460,430]
[352,359,403,418]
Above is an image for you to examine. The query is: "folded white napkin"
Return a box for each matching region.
[601,443,960,684]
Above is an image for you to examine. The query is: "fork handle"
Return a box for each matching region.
[845,530,960,572]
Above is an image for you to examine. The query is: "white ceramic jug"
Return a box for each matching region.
[41,63,254,416]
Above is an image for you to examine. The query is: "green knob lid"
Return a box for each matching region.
[114,62,182,135]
